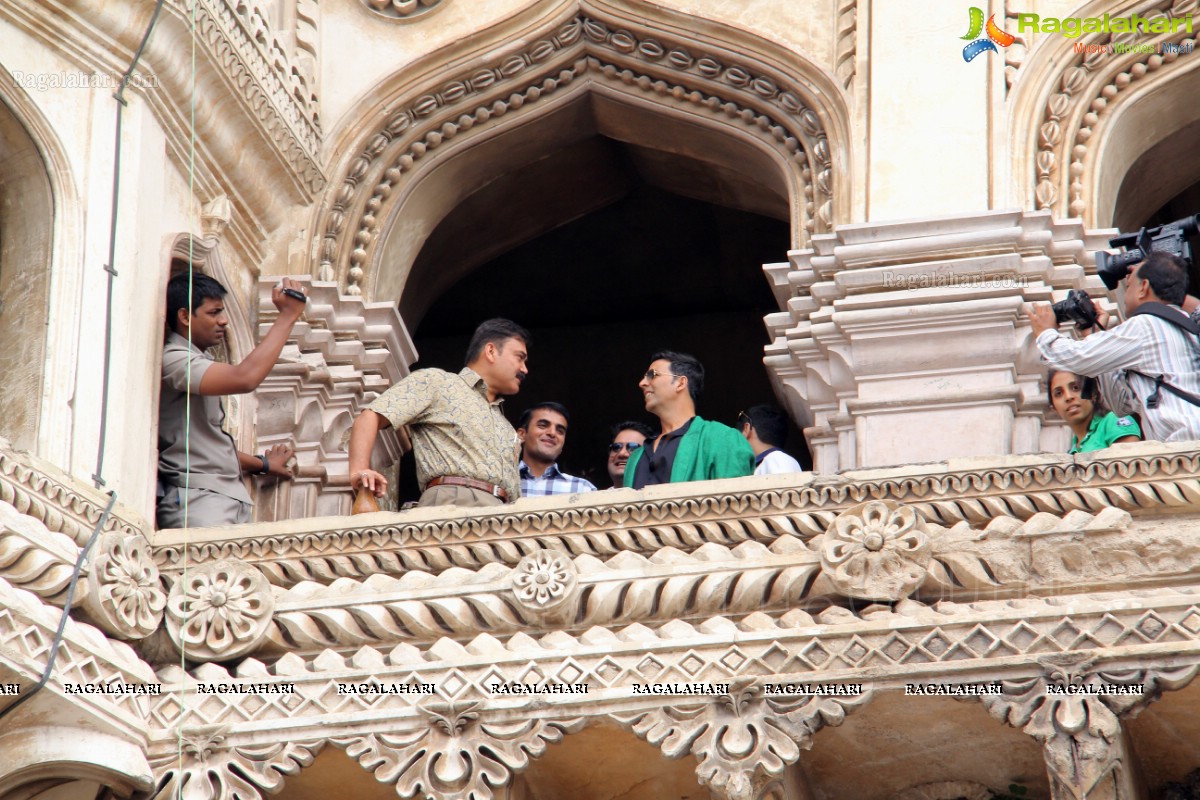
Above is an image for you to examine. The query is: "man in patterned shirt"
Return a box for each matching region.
[348,319,530,508]
[516,402,597,496]
[1028,251,1200,442]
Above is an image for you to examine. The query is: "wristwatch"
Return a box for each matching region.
[258,454,270,475]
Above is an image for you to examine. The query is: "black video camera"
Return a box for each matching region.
[1094,213,1200,290]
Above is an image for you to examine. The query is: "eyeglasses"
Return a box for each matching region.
[737,411,751,428]
[643,369,679,381]
[608,442,643,454]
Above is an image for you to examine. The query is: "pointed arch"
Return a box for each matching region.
[314,0,849,304]
[0,65,82,462]
[1008,0,1200,226]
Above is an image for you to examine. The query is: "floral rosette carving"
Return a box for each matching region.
[511,549,577,612]
[361,0,443,21]
[166,560,274,661]
[82,533,167,639]
[819,500,931,601]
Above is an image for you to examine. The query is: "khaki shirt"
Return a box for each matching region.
[158,332,252,503]
[368,367,521,500]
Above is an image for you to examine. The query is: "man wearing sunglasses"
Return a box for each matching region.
[606,421,655,489]
[625,351,754,489]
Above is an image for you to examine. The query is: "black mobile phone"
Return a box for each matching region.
[281,287,307,303]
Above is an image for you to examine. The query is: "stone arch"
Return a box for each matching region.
[0,69,80,458]
[0,726,152,798]
[314,0,849,304]
[1008,0,1200,227]
[520,721,706,800]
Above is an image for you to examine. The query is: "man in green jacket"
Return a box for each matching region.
[624,351,754,488]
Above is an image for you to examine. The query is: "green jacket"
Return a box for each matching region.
[624,416,755,487]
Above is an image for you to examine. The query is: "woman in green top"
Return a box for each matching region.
[1047,370,1142,454]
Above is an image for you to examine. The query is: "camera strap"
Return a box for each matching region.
[1128,302,1200,336]
[1126,302,1200,409]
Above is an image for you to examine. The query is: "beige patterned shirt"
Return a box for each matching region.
[367,367,520,500]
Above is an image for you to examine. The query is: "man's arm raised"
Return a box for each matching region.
[197,279,307,396]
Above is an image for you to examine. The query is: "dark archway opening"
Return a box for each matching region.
[400,174,803,499]
[1107,67,1200,295]
[1141,178,1200,299]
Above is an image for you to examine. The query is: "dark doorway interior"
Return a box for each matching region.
[1144,184,1200,300]
[401,180,804,500]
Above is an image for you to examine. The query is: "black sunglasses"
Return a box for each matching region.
[608,442,643,453]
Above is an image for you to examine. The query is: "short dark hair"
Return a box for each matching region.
[1137,251,1189,305]
[465,318,530,365]
[611,420,655,440]
[166,272,226,334]
[744,405,789,447]
[517,401,569,431]
[1045,369,1104,412]
[650,350,704,400]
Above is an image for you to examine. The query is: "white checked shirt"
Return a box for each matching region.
[518,461,597,497]
[1036,310,1200,442]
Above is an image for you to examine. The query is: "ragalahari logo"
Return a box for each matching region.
[962,7,1016,61]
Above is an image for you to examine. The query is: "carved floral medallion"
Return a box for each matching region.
[511,549,577,611]
[166,560,274,660]
[83,533,167,639]
[361,0,443,21]
[819,500,931,601]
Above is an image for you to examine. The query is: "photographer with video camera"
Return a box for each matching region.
[1027,246,1200,443]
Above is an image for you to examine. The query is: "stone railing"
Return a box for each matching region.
[6,435,1200,800]
[138,443,1200,800]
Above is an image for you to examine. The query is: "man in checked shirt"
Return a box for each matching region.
[1027,252,1200,443]
[516,402,597,496]
[348,318,529,507]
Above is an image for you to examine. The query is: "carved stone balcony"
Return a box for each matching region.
[5,435,1200,800]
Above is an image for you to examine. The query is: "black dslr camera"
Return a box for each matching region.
[1052,288,1099,329]
[1094,213,1199,289]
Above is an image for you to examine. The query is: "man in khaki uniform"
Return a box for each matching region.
[158,272,307,528]
[348,318,530,508]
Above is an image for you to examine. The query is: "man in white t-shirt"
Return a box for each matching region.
[738,405,803,476]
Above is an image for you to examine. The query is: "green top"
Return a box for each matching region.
[1070,411,1142,454]
[624,416,754,486]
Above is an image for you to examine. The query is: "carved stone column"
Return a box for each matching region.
[764,209,1114,473]
[981,656,1197,800]
[252,277,415,519]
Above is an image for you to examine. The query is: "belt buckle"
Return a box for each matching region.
[491,484,504,499]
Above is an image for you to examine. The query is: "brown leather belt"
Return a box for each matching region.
[425,476,509,503]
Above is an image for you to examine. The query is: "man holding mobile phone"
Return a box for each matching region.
[157,272,308,528]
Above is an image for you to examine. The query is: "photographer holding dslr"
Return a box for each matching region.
[1027,248,1200,443]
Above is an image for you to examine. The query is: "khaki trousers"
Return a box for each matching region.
[418,484,506,508]
[158,486,252,528]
